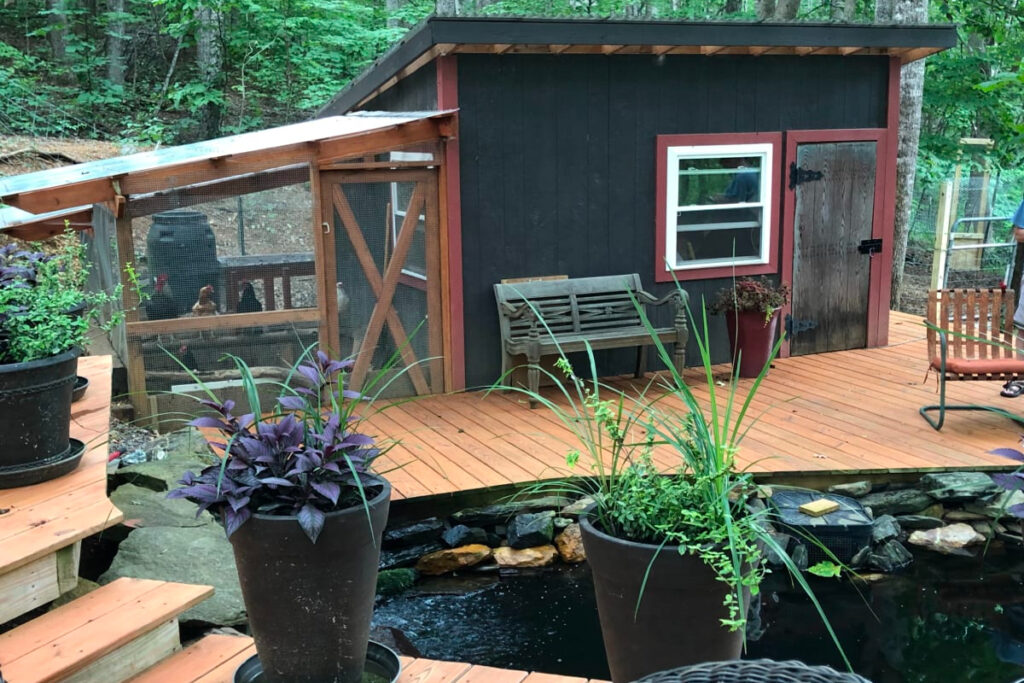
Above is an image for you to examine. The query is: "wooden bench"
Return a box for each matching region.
[921,288,1024,429]
[494,274,688,405]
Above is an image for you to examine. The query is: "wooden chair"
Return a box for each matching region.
[921,288,1024,429]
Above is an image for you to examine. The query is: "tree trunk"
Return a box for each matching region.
[194,3,223,140]
[773,0,800,20]
[106,0,126,85]
[386,0,405,28]
[756,0,775,20]
[875,0,894,21]
[724,0,742,13]
[435,0,459,15]
[46,0,68,64]
[830,0,855,21]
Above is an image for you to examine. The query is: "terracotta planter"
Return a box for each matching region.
[579,509,746,683]
[229,475,391,683]
[724,310,779,378]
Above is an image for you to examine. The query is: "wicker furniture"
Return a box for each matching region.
[632,659,872,682]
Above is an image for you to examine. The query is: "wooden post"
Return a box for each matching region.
[930,181,953,290]
[424,171,444,394]
[115,213,151,426]
[312,165,341,357]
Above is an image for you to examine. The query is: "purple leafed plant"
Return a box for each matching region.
[989,445,1024,519]
[168,350,383,542]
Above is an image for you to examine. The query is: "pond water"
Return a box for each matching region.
[372,549,1024,683]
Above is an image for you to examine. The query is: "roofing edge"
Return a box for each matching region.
[320,16,958,116]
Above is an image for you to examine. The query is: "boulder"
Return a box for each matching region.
[383,518,445,548]
[907,523,986,555]
[380,542,445,570]
[451,496,568,527]
[859,489,934,516]
[507,511,555,549]
[442,525,488,548]
[894,515,945,530]
[850,546,871,569]
[554,523,586,563]
[493,545,559,568]
[559,496,596,519]
[965,491,1024,520]
[376,568,418,597]
[871,515,901,544]
[414,545,492,576]
[111,484,215,530]
[828,481,872,498]
[110,428,214,492]
[867,540,913,573]
[944,510,987,522]
[553,516,573,530]
[99,525,246,626]
[920,472,999,502]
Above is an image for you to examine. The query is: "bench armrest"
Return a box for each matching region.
[500,301,537,321]
[635,288,690,309]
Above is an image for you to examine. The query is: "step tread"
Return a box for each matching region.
[0,577,213,683]
[129,634,254,683]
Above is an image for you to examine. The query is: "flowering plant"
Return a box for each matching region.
[168,350,386,542]
[710,277,791,317]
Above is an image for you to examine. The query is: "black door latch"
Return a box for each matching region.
[858,238,883,255]
[789,162,824,189]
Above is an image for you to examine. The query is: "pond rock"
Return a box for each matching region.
[828,481,872,498]
[907,523,985,555]
[415,545,492,576]
[554,523,586,563]
[442,524,488,548]
[507,511,555,549]
[559,496,596,519]
[110,484,215,532]
[380,542,445,570]
[965,491,1024,520]
[451,496,568,527]
[850,546,871,569]
[859,489,934,516]
[871,515,901,544]
[383,518,445,548]
[944,510,987,522]
[920,472,999,502]
[894,515,945,530]
[493,545,559,568]
[110,428,214,493]
[868,540,913,573]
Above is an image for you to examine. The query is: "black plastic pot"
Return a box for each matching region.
[233,640,402,683]
[579,508,746,683]
[229,475,391,683]
[72,376,89,402]
[0,347,82,489]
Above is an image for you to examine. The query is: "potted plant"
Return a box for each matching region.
[168,350,396,683]
[711,277,790,378]
[0,234,120,488]
[497,286,844,683]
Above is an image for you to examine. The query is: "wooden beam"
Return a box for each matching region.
[316,118,451,165]
[126,165,308,218]
[318,160,438,171]
[549,44,571,54]
[748,45,771,56]
[601,44,625,54]
[701,45,726,55]
[423,172,444,394]
[901,47,937,63]
[354,45,450,108]
[3,209,93,241]
[494,43,513,54]
[4,177,115,214]
[652,45,674,55]
[794,46,816,56]
[126,307,319,337]
[839,46,865,56]
[312,166,340,358]
[114,213,152,424]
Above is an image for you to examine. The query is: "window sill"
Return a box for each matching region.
[655,260,777,283]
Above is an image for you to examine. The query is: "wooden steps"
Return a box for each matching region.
[129,634,610,683]
[0,577,212,683]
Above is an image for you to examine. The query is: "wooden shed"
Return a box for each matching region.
[323,16,956,390]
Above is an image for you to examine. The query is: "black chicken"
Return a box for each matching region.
[236,281,263,314]
[177,344,199,371]
[144,274,178,320]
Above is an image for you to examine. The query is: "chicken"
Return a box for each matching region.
[144,274,178,320]
[177,344,199,371]
[191,285,218,317]
[236,281,263,314]
[337,281,355,356]
[336,281,350,317]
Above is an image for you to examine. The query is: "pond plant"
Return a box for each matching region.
[169,349,399,683]
[711,276,791,378]
[495,278,844,683]
[0,231,121,488]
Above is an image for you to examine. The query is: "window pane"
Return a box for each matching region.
[675,207,763,264]
[677,157,762,206]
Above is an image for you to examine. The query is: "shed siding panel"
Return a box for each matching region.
[457,53,888,387]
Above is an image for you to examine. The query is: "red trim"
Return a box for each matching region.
[876,57,902,347]
[779,127,889,357]
[654,132,784,283]
[437,54,465,390]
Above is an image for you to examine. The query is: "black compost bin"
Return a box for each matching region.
[146,209,221,315]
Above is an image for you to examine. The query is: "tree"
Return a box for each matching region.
[106,0,127,86]
[45,0,69,64]
[194,2,224,139]
[774,0,801,20]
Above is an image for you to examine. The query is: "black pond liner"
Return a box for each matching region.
[72,375,89,402]
[233,641,402,683]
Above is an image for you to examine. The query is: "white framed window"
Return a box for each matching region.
[388,152,432,282]
[665,142,774,271]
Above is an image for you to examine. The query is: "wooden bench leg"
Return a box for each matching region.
[635,345,647,378]
[527,351,540,409]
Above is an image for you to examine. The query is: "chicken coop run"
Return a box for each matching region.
[0,112,456,429]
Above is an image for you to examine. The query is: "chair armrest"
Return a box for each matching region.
[500,301,536,321]
[635,288,690,308]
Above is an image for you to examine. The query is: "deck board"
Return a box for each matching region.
[365,311,1022,500]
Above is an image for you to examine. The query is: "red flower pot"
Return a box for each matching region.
[724,310,779,378]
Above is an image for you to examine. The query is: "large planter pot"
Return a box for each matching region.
[579,509,745,683]
[0,347,83,489]
[724,310,780,378]
[229,475,391,683]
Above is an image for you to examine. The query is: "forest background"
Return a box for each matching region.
[0,0,1022,307]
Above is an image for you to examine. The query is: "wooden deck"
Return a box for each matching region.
[370,311,1022,500]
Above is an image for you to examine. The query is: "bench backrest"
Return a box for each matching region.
[925,288,1019,361]
[494,274,648,343]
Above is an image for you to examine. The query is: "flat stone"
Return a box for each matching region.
[507,511,555,549]
[110,428,214,492]
[559,496,596,519]
[414,545,492,576]
[828,481,872,498]
[383,518,445,548]
[554,523,586,563]
[895,515,945,530]
[919,503,945,519]
[852,573,892,584]
[790,543,808,571]
[100,525,245,626]
[970,521,995,539]
[965,491,1024,520]
[111,484,215,531]
[451,497,568,527]
[908,523,986,555]
[920,472,999,502]
[553,516,573,530]
[442,525,488,548]
[867,540,913,573]
[380,542,445,570]
[493,545,559,568]
[859,489,934,516]
[850,546,871,569]
[871,515,901,544]
[763,532,792,566]
[944,510,987,522]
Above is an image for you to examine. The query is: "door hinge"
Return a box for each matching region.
[789,162,824,189]
[858,238,883,255]
[785,314,818,337]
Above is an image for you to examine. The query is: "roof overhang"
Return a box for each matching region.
[0,111,457,241]
[321,16,958,115]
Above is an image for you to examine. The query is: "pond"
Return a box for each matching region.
[372,548,1024,683]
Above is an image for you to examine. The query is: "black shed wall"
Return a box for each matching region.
[456,53,889,388]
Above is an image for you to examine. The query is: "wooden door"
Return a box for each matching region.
[789,141,877,356]
[319,170,444,396]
